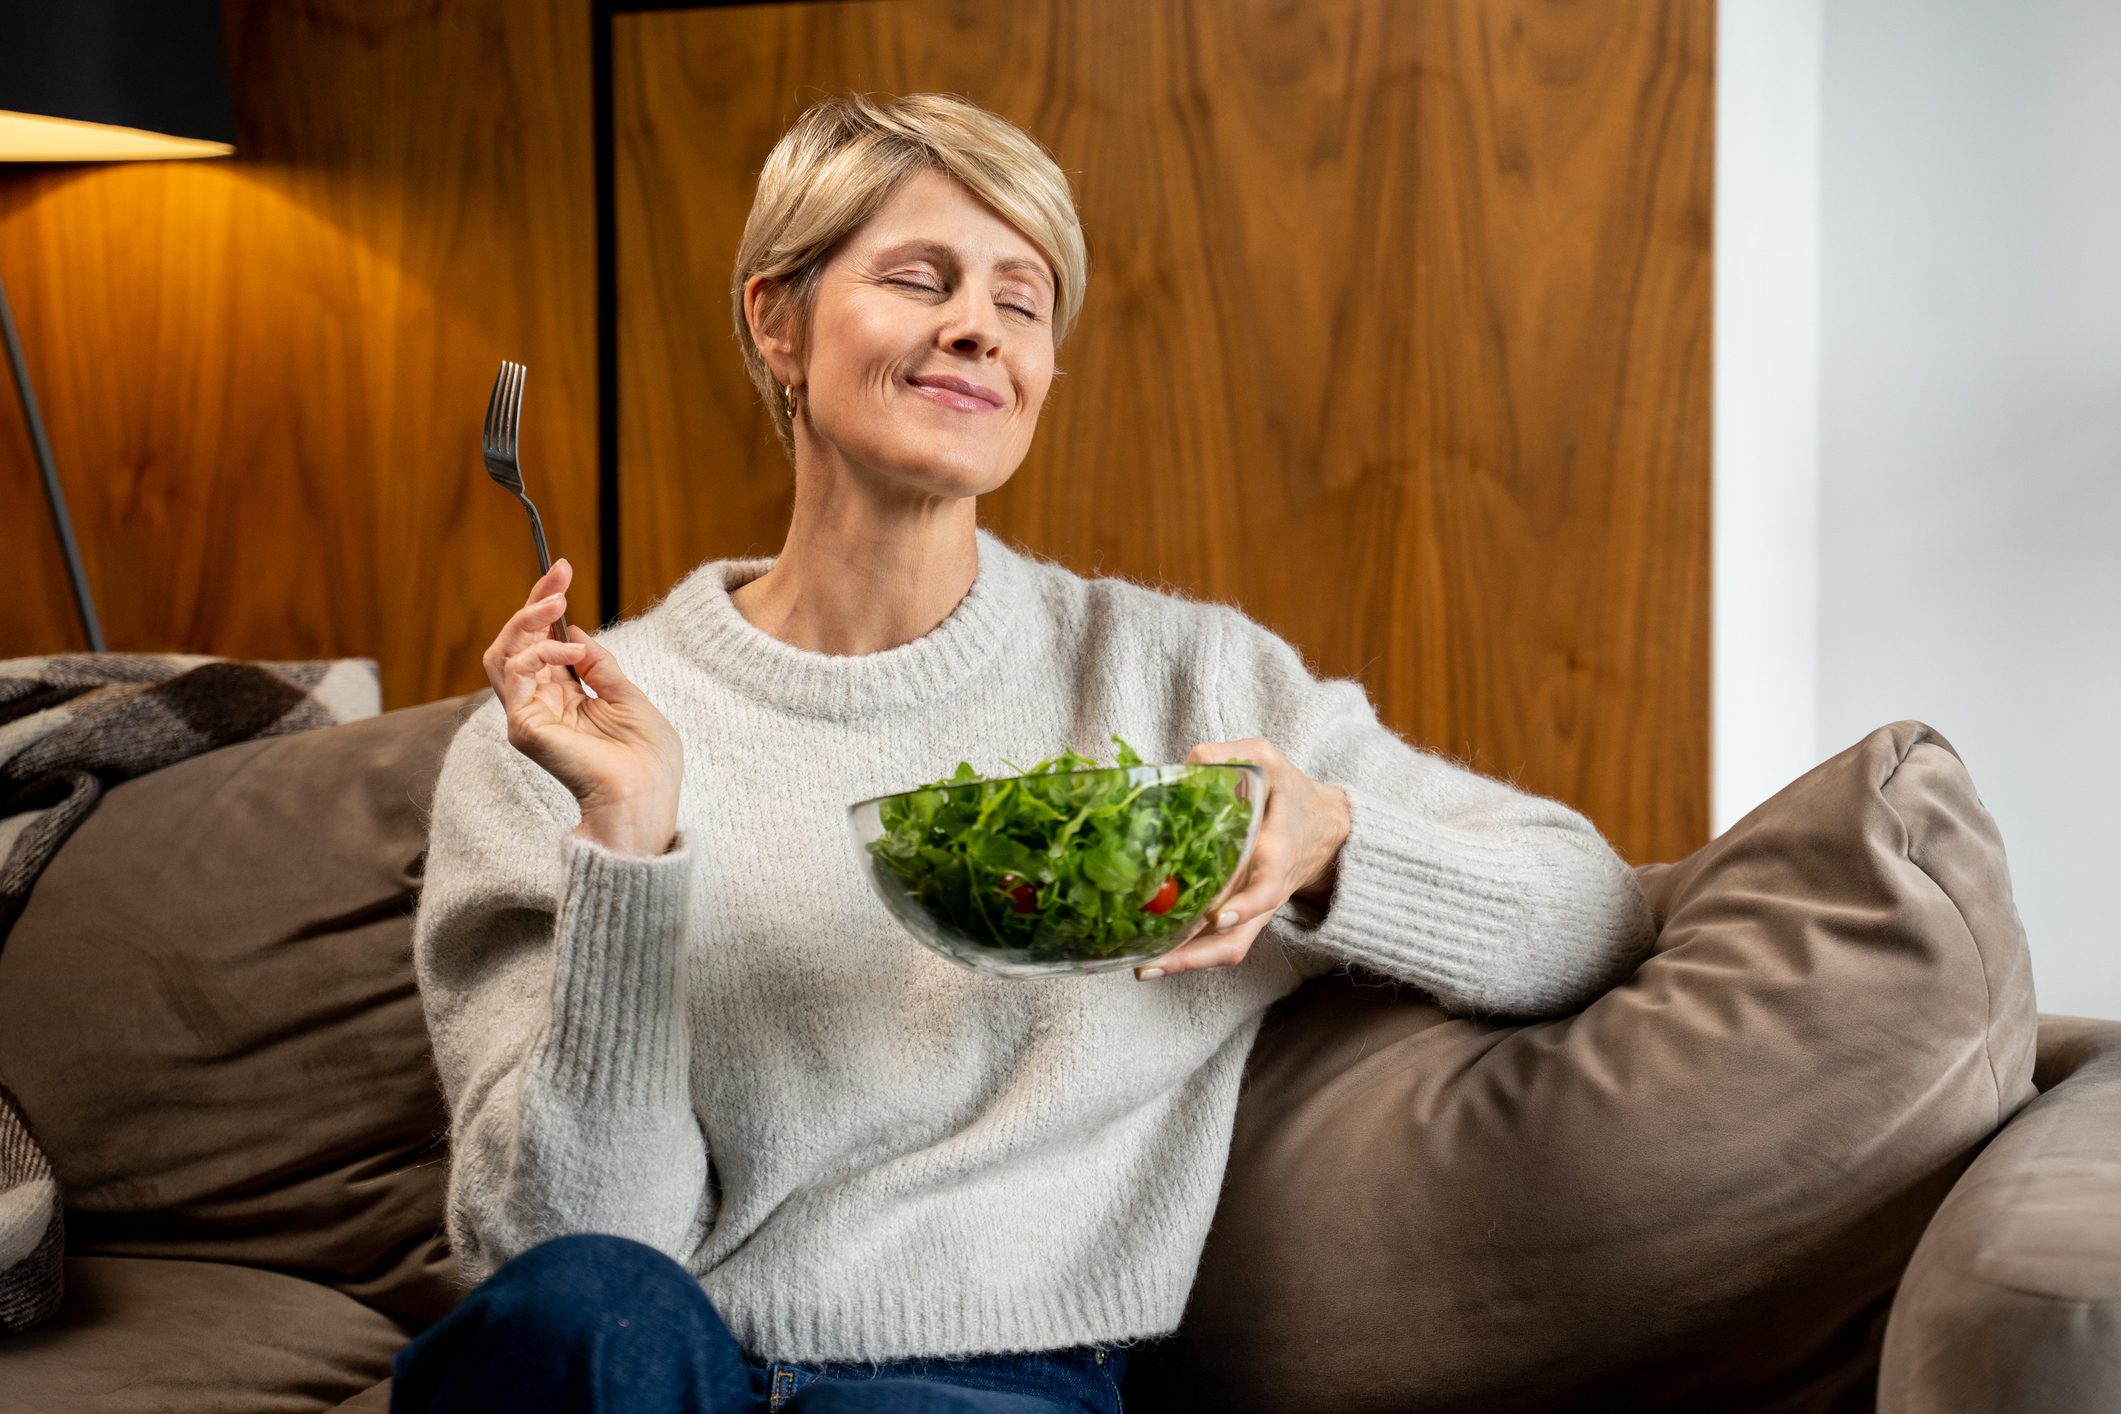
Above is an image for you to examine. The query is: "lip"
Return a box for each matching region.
[906,373,1005,411]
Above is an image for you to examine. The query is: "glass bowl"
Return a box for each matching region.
[847,761,1267,978]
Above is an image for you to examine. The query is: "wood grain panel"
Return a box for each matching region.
[615,0,1712,864]
[0,0,596,712]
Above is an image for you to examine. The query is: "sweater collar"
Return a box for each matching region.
[656,524,1042,721]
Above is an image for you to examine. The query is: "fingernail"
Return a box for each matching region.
[1137,967,1164,981]
[1216,909,1239,930]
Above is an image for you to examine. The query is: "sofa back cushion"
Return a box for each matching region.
[1125,720,2040,1410]
[0,691,488,1329]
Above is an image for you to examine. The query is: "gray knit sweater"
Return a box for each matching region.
[413,524,1657,1364]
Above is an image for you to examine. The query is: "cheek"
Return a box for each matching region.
[1017,364,1055,420]
[812,303,910,387]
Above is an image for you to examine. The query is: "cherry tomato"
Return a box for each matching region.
[997,873,1039,914]
[1140,874,1180,915]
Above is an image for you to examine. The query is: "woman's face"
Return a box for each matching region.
[756,167,1058,498]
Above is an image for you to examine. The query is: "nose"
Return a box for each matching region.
[936,282,1003,359]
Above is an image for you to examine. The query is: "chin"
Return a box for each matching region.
[891,459,1015,499]
[863,436,1021,496]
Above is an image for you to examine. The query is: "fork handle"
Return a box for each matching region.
[520,495,591,693]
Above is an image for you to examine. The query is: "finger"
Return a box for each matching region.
[504,635,587,683]
[1186,737,1274,766]
[485,602,559,703]
[505,591,571,656]
[1204,840,1288,935]
[561,623,627,699]
[500,637,589,710]
[1139,926,1260,979]
[525,556,572,605]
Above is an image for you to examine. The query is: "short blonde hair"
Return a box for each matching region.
[730,91,1090,460]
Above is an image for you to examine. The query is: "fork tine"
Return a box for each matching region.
[482,363,505,459]
[503,361,524,460]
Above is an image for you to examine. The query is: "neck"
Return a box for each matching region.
[730,467,980,657]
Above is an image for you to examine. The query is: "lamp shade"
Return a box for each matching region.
[0,0,233,161]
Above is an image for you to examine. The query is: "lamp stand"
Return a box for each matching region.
[0,267,104,652]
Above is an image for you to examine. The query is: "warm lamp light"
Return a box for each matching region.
[0,111,233,163]
[0,0,235,159]
[0,0,235,652]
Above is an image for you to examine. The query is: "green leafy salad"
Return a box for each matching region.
[863,735,1256,962]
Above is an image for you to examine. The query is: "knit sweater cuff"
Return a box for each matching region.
[533,828,697,1108]
[1297,782,1532,1010]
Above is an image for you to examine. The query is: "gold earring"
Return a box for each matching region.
[783,383,797,421]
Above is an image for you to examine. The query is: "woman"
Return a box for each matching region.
[395,92,1658,1413]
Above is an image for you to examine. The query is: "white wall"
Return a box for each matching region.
[1713,0,1823,838]
[1720,0,2121,1020]
[1817,0,2121,1019]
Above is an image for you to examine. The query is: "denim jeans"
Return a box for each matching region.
[390,1233,1129,1413]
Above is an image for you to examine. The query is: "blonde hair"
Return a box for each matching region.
[730,91,1089,460]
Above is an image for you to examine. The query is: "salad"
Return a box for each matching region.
[862,734,1256,963]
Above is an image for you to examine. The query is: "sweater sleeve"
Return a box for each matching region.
[1206,605,1658,1019]
[412,701,712,1286]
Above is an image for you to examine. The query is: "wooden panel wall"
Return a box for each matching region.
[0,0,597,712]
[615,0,1713,865]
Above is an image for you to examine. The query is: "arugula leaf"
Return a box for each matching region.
[865,735,1255,963]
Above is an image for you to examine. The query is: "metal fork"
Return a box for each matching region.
[482,360,593,694]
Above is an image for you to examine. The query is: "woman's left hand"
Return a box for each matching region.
[1135,737,1351,980]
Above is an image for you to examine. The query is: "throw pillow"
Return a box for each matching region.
[0,652,382,1337]
[0,691,487,1331]
[1125,719,2038,1411]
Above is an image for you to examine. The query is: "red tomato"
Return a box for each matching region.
[998,873,1039,914]
[1140,874,1180,915]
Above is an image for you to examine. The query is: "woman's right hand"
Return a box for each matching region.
[483,557,684,853]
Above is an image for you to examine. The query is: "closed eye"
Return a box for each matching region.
[888,277,1039,321]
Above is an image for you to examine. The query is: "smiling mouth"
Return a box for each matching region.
[905,377,1003,413]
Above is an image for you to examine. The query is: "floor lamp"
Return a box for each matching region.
[0,0,235,653]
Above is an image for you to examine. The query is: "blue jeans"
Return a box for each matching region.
[390,1233,1130,1413]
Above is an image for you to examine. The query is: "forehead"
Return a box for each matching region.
[845,169,1053,288]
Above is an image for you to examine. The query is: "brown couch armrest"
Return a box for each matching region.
[1879,1013,2121,1413]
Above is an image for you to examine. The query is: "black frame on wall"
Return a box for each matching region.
[591,0,815,628]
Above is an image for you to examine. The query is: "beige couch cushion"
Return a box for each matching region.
[0,693,487,1331]
[1880,1014,2121,1413]
[1128,720,2039,1410]
[0,1255,404,1413]
[329,1376,396,1412]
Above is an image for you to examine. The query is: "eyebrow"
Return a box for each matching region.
[875,239,1054,296]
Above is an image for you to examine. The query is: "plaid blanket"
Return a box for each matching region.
[0,651,380,1333]
[1,652,382,949]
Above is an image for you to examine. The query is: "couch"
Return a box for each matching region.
[0,688,2115,1411]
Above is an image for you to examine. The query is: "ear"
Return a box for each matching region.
[744,274,805,386]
